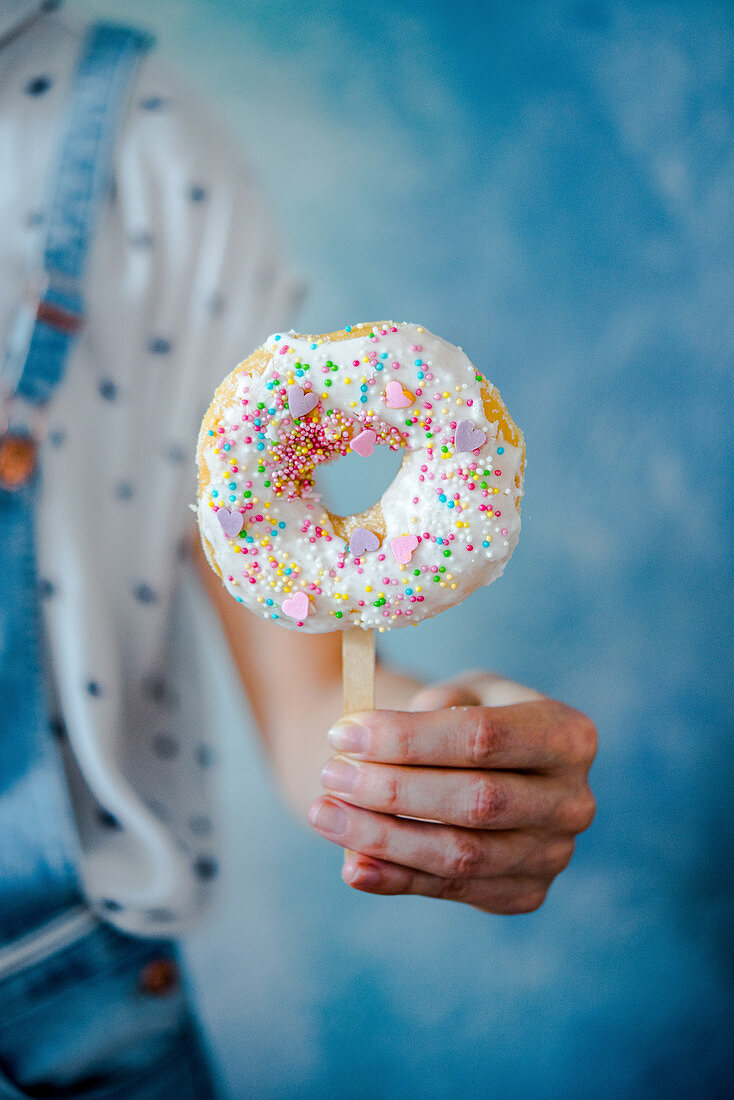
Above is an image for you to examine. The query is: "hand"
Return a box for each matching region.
[307,673,597,914]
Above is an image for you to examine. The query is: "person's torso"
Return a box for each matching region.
[0,12,223,935]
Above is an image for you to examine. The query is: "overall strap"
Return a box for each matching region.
[8,22,153,407]
[0,19,154,944]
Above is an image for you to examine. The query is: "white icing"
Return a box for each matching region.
[197,322,523,633]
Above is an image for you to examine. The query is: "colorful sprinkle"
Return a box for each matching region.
[199,322,522,633]
[350,428,377,457]
[349,527,381,556]
[288,385,319,418]
[384,380,414,408]
[217,509,244,538]
[281,591,309,621]
[390,534,419,565]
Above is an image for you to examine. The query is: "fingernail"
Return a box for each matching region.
[327,719,368,754]
[309,799,348,837]
[343,860,381,889]
[321,758,360,793]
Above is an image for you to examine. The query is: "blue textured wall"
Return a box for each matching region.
[69,1,734,1095]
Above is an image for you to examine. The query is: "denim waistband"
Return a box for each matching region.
[0,903,98,985]
[0,752,82,946]
[0,906,216,1099]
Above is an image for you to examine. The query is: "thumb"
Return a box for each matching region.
[409,680,482,712]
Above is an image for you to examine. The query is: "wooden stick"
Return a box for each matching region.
[341,628,375,873]
[342,628,375,714]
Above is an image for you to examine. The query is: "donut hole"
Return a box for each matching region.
[315,444,403,519]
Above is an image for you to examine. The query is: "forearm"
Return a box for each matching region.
[267,660,424,816]
[193,535,422,814]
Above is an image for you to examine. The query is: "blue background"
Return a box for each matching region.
[70,1,734,1095]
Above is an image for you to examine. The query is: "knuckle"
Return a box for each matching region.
[563,709,598,767]
[555,787,596,833]
[447,836,484,879]
[546,838,576,875]
[379,769,401,813]
[512,887,547,914]
[576,787,597,832]
[467,778,507,827]
[438,877,472,903]
[369,819,392,856]
[395,722,417,760]
[468,712,506,766]
[412,685,451,711]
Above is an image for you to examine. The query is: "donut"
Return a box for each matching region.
[196,322,524,634]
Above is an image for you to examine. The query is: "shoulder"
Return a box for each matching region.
[20,10,268,211]
[118,50,265,213]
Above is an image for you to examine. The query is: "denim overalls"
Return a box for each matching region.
[0,23,216,1098]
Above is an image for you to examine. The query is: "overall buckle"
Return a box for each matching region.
[0,432,37,491]
[0,274,82,490]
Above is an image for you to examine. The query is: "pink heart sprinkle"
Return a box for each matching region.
[217,509,244,538]
[350,428,377,457]
[281,591,309,620]
[454,419,487,453]
[384,380,414,408]
[289,385,319,418]
[390,533,419,564]
[349,526,380,556]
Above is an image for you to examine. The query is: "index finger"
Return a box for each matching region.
[327,700,591,772]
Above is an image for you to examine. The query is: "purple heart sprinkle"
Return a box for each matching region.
[454,419,487,454]
[349,526,380,557]
[289,385,319,418]
[217,508,244,538]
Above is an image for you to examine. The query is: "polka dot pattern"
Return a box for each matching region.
[152,733,179,759]
[148,337,172,355]
[166,444,185,464]
[98,379,118,401]
[25,75,53,96]
[95,807,122,830]
[115,481,134,500]
[38,578,56,599]
[133,583,158,605]
[192,855,218,880]
[49,716,66,740]
[8,20,298,936]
